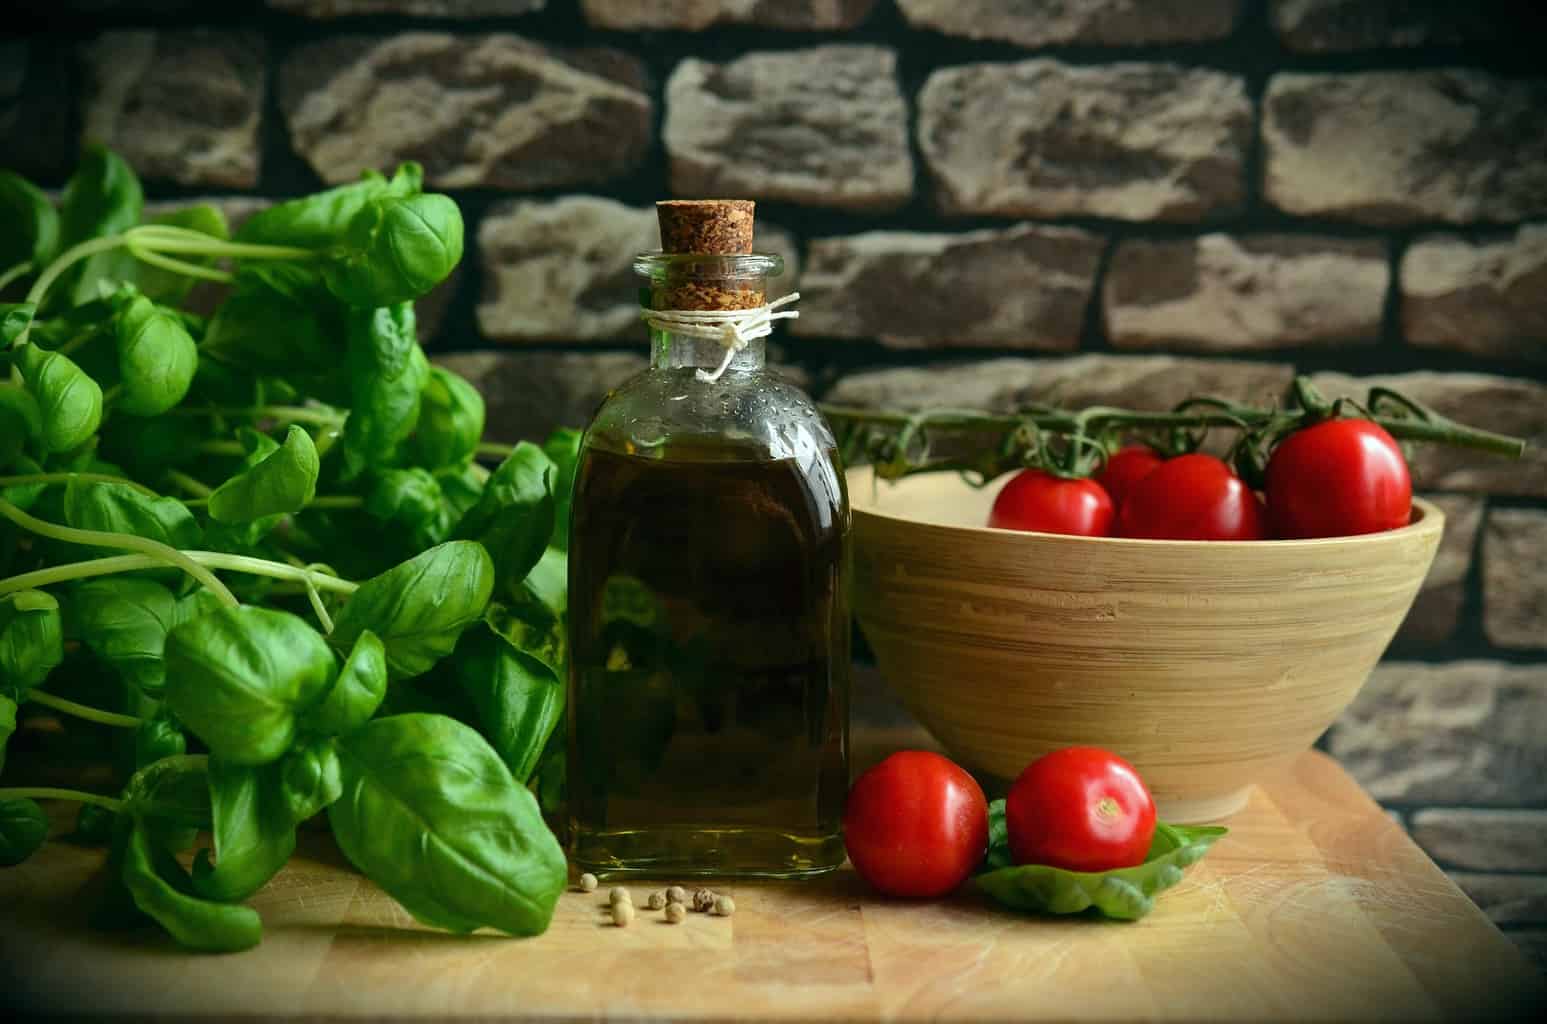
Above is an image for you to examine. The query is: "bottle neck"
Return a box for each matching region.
[649,329,766,373]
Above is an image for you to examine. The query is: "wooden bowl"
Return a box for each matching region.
[849,467,1444,822]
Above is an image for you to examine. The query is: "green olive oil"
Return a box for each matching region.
[567,438,850,877]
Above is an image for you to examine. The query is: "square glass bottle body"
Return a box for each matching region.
[566,253,850,878]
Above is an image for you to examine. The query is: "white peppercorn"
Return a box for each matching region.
[612,901,635,927]
[713,894,736,917]
[608,886,631,906]
[692,887,716,913]
[578,873,598,892]
[646,890,667,910]
[664,902,686,924]
[665,885,687,905]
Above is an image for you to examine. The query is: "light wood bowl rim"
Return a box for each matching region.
[848,466,1444,550]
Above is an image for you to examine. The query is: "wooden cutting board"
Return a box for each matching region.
[2,744,1543,1022]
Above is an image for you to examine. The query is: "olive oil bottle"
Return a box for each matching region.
[567,201,850,878]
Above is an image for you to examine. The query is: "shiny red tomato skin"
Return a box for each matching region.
[1005,747,1157,873]
[1096,446,1164,508]
[988,469,1115,537]
[1266,419,1412,539]
[1116,454,1268,541]
[843,751,989,899]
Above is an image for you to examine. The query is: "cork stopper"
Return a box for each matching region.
[652,199,764,311]
[657,200,755,255]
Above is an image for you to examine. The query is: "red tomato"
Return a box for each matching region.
[844,751,989,898]
[1096,445,1164,508]
[1005,747,1157,873]
[988,469,1115,537]
[1266,419,1412,539]
[1116,454,1267,541]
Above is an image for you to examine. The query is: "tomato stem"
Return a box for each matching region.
[823,375,1527,484]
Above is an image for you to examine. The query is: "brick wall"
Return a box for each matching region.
[7,0,1545,966]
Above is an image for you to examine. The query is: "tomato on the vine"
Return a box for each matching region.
[1096,445,1164,507]
[1266,418,1412,539]
[843,751,989,899]
[1005,747,1157,873]
[988,469,1115,537]
[1116,454,1267,541]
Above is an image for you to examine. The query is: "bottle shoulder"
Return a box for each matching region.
[586,367,836,463]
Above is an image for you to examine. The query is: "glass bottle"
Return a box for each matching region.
[567,247,850,879]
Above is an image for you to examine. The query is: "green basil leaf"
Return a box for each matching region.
[119,749,213,831]
[330,713,566,936]
[484,552,566,678]
[542,428,582,551]
[134,712,187,768]
[71,577,181,697]
[365,467,454,550]
[340,305,427,479]
[0,169,60,270]
[164,605,337,766]
[0,381,43,470]
[58,147,144,307]
[453,442,555,590]
[976,799,1227,922]
[324,193,463,308]
[191,757,296,904]
[133,204,229,305]
[412,366,484,470]
[331,540,494,681]
[0,693,17,775]
[1,301,35,347]
[0,797,49,867]
[74,801,116,844]
[235,163,418,249]
[123,818,262,953]
[114,294,198,416]
[202,274,335,376]
[437,462,484,521]
[64,478,199,551]
[1,455,47,511]
[449,626,563,785]
[17,341,103,453]
[308,629,386,738]
[207,425,319,524]
[278,738,341,824]
[0,589,63,695]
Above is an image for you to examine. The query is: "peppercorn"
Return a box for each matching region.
[713,894,736,917]
[609,886,631,906]
[692,887,716,913]
[612,901,635,927]
[578,873,598,893]
[664,902,687,924]
[665,885,687,905]
[646,890,667,910]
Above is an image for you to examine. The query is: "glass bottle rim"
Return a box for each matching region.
[633,251,785,280]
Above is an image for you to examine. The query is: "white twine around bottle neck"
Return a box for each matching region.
[640,292,801,383]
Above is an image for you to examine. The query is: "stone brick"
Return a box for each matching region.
[1270,0,1509,53]
[898,0,1240,46]
[919,61,1249,222]
[793,225,1102,350]
[1263,71,1547,225]
[279,33,650,190]
[1412,809,1547,872]
[1,40,75,181]
[1402,226,1547,362]
[268,0,543,14]
[435,351,647,444]
[476,196,798,345]
[1449,873,1547,927]
[824,354,1294,412]
[1394,493,1482,650]
[1328,661,1547,804]
[582,0,874,30]
[1308,371,1547,498]
[1105,234,1387,352]
[78,30,264,188]
[664,46,911,213]
[1484,508,1547,649]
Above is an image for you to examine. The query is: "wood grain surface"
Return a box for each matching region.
[3,740,1542,1022]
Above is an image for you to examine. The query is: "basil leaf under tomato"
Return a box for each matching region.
[976,799,1226,921]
